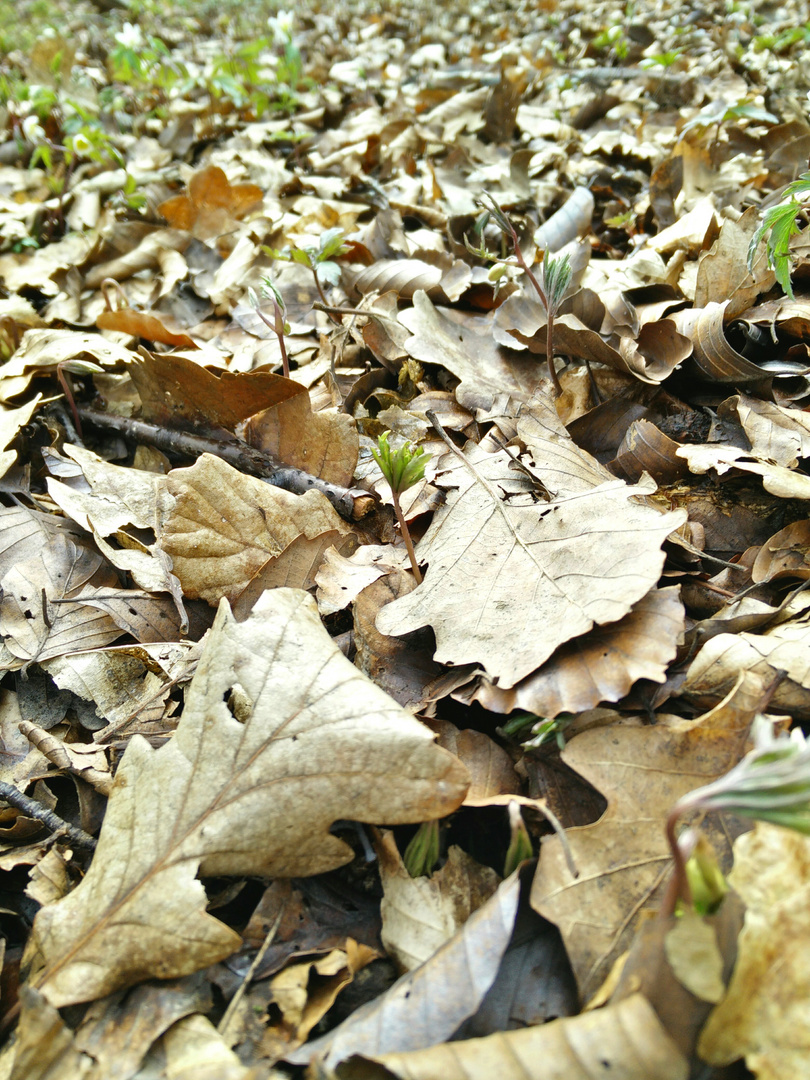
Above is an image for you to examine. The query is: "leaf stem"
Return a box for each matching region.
[391,488,422,584]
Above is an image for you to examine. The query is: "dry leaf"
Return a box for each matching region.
[698,824,810,1078]
[25,589,468,1007]
[376,431,683,688]
[332,993,687,1080]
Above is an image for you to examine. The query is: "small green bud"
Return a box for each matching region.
[503,801,534,877]
[371,431,430,495]
[403,820,441,878]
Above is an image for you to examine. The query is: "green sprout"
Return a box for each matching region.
[403,819,440,878]
[466,193,573,396]
[371,432,430,584]
[748,171,810,299]
[264,228,349,320]
[503,801,534,877]
[252,281,291,379]
[500,711,575,751]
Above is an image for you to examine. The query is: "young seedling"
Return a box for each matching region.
[403,819,441,878]
[748,170,810,299]
[263,227,349,322]
[466,193,573,396]
[371,431,430,584]
[252,282,291,379]
[503,801,534,877]
[664,711,810,913]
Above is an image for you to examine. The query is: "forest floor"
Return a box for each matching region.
[0,0,809,1076]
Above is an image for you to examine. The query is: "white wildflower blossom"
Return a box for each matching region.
[70,132,94,157]
[22,115,46,143]
[268,9,294,45]
[115,22,144,50]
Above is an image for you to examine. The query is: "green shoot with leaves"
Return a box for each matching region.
[748,171,810,299]
[264,228,349,319]
[665,710,810,913]
[371,432,430,584]
[466,193,573,395]
[403,820,441,878]
[252,282,291,379]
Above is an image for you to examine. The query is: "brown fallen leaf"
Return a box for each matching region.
[158,453,352,608]
[376,424,683,688]
[530,672,762,1000]
[459,586,685,718]
[157,164,264,240]
[24,588,468,1008]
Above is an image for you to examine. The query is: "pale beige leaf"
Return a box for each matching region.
[28,588,468,1007]
[400,291,544,413]
[316,545,407,616]
[681,611,810,718]
[338,993,687,1080]
[287,870,520,1069]
[664,910,726,1004]
[376,830,500,972]
[699,824,810,1078]
[729,392,810,468]
[158,454,352,606]
[144,1014,254,1080]
[677,441,810,499]
[0,534,121,665]
[376,437,683,688]
[5,986,93,1080]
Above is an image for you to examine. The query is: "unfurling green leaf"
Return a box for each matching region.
[672,715,810,835]
[503,801,533,877]
[371,431,430,495]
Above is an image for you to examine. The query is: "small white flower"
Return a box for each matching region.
[22,115,45,143]
[267,9,294,45]
[70,132,93,157]
[114,22,144,50]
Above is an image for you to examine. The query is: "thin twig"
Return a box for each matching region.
[217,903,286,1039]
[0,780,97,850]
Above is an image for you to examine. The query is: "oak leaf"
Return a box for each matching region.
[26,588,468,1008]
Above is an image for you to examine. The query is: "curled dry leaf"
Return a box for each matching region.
[671,301,810,383]
[462,586,685,719]
[25,588,469,1008]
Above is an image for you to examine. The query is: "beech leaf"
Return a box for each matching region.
[26,588,469,1008]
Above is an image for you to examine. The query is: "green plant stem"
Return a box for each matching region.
[662,806,693,917]
[545,309,563,397]
[391,488,422,584]
[310,266,341,324]
[500,216,563,396]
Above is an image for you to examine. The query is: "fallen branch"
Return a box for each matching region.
[76,407,377,521]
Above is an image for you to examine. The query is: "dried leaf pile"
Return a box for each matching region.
[1,0,810,1076]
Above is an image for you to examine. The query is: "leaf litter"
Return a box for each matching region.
[1,0,810,1076]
